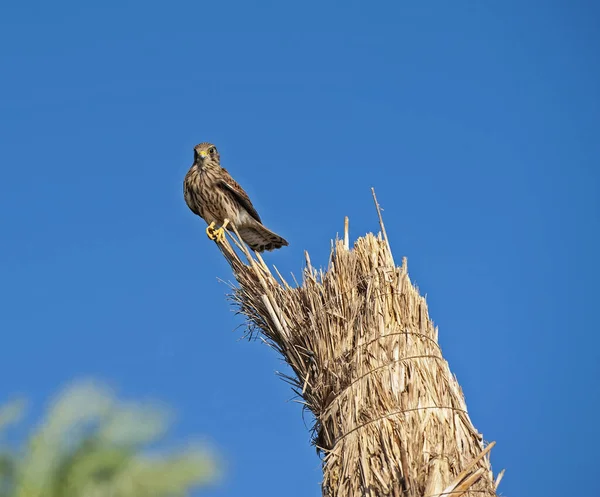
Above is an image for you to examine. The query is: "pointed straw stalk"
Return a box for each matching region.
[215,196,499,497]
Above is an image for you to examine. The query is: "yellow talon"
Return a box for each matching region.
[206,221,217,240]
[206,219,230,243]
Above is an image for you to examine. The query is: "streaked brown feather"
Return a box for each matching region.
[183,142,288,252]
[217,168,262,223]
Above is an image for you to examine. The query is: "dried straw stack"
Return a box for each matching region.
[216,194,501,497]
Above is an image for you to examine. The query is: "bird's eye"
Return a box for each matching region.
[209,147,216,155]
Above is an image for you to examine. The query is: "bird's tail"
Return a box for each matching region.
[238,222,289,252]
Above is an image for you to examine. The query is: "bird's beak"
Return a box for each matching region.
[194,150,207,164]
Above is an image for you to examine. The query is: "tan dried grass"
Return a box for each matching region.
[215,192,500,497]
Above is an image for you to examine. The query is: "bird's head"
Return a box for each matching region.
[193,142,220,168]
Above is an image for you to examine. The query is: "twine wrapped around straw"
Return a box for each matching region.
[215,192,500,497]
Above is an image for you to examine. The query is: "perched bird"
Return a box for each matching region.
[183,142,289,252]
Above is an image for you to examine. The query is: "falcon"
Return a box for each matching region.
[183,142,289,252]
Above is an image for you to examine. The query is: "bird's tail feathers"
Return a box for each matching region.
[238,222,288,253]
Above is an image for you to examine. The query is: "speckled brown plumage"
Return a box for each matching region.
[183,142,289,252]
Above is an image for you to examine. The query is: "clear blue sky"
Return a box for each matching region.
[1,1,598,496]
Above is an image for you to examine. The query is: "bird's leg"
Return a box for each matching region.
[206,221,216,239]
[207,219,230,243]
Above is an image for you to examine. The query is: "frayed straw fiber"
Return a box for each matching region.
[214,195,500,497]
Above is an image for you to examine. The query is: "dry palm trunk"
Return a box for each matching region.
[217,194,501,497]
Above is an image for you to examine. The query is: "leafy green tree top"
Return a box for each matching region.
[0,380,217,497]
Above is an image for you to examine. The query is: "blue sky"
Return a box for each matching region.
[1,1,599,496]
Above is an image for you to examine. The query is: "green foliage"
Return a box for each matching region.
[0,380,217,497]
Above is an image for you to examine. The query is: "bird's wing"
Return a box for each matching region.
[183,167,202,216]
[217,168,263,224]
